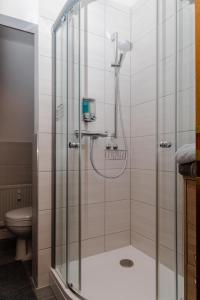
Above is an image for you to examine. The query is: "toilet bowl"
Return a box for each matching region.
[5,207,32,261]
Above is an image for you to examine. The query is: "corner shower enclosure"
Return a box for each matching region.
[52,0,195,299]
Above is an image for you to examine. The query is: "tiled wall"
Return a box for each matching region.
[0,142,32,186]
[78,0,132,257]
[0,0,38,24]
[130,0,157,258]
[130,0,195,273]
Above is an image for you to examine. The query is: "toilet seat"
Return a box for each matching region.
[5,207,32,227]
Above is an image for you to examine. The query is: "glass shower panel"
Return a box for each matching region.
[67,2,81,292]
[55,18,68,283]
[157,1,178,300]
[177,0,196,299]
[158,0,195,299]
[54,1,81,292]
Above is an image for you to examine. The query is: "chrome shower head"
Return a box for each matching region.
[110,33,133,69]
[118,40,133,53]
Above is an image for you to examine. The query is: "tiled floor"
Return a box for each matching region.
[0,261,37,300]
[0,260,56,300]
[0,239,16,266]
[36,286,57,300]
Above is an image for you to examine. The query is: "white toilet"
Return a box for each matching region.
[5,206,32,261]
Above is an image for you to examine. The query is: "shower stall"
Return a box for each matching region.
[51,0,196,299]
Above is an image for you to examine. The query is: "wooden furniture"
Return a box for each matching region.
[185,178,197,300]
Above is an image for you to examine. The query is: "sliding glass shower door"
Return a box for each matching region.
[53,0,81,293]
[157,0,195,299]
[52,0,195,299]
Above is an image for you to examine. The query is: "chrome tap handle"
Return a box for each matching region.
[160,141,172,149]
[69,142,79,149]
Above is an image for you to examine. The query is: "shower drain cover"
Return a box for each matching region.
[120,259,134,268]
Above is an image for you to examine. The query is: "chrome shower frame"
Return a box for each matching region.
[52,0,84,298]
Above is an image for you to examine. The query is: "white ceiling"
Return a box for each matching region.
[111,0,139,7]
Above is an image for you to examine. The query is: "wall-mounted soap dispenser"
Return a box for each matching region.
[82,98,96,122]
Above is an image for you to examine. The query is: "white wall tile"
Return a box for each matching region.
[86,170,105,204]
[39,0,66,20]
[105,200,130,234]
[131,200,156,240]
[105,231,130,251]
[158,0,175,22]
[0,0,38,24]
[81,66,105,103]
[38,171,52,210]
[38,17,53,58]
[178,88,195,132]
[87,137,105,171]
[55,207,66,247]
[178,3,195,51]
[82,203,105,239]
[81,1,105,37]
[132,65,156,105]
[56,171,67,208]
[133,29,156,73]
[105,72,131,106]
[38,210,51,250]
[178,45,195,91]
[159,208,175,250]
[159,56,175,98]
[82,236,105,258]
[38,248,51,288]
[131,0,156,43]
[131,136,156,170]
[55,133,67,172]
[105,169,130,202]
[158,171,175,211]
[39,56,52,95]
[131,169,156,206]
[39,94,52,133]
[132,101,156,137]
[68,170,80,207]
[105,5,131,41]
[159,16,176,60]
[38,133,52,172]
[131,231,155,258]
[82,33,105,70]
[158,94,175,134]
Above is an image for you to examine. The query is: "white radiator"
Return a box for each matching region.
[0,184,32,226]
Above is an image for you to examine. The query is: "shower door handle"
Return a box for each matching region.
[160,141,172,149]
[69,142,79,149]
